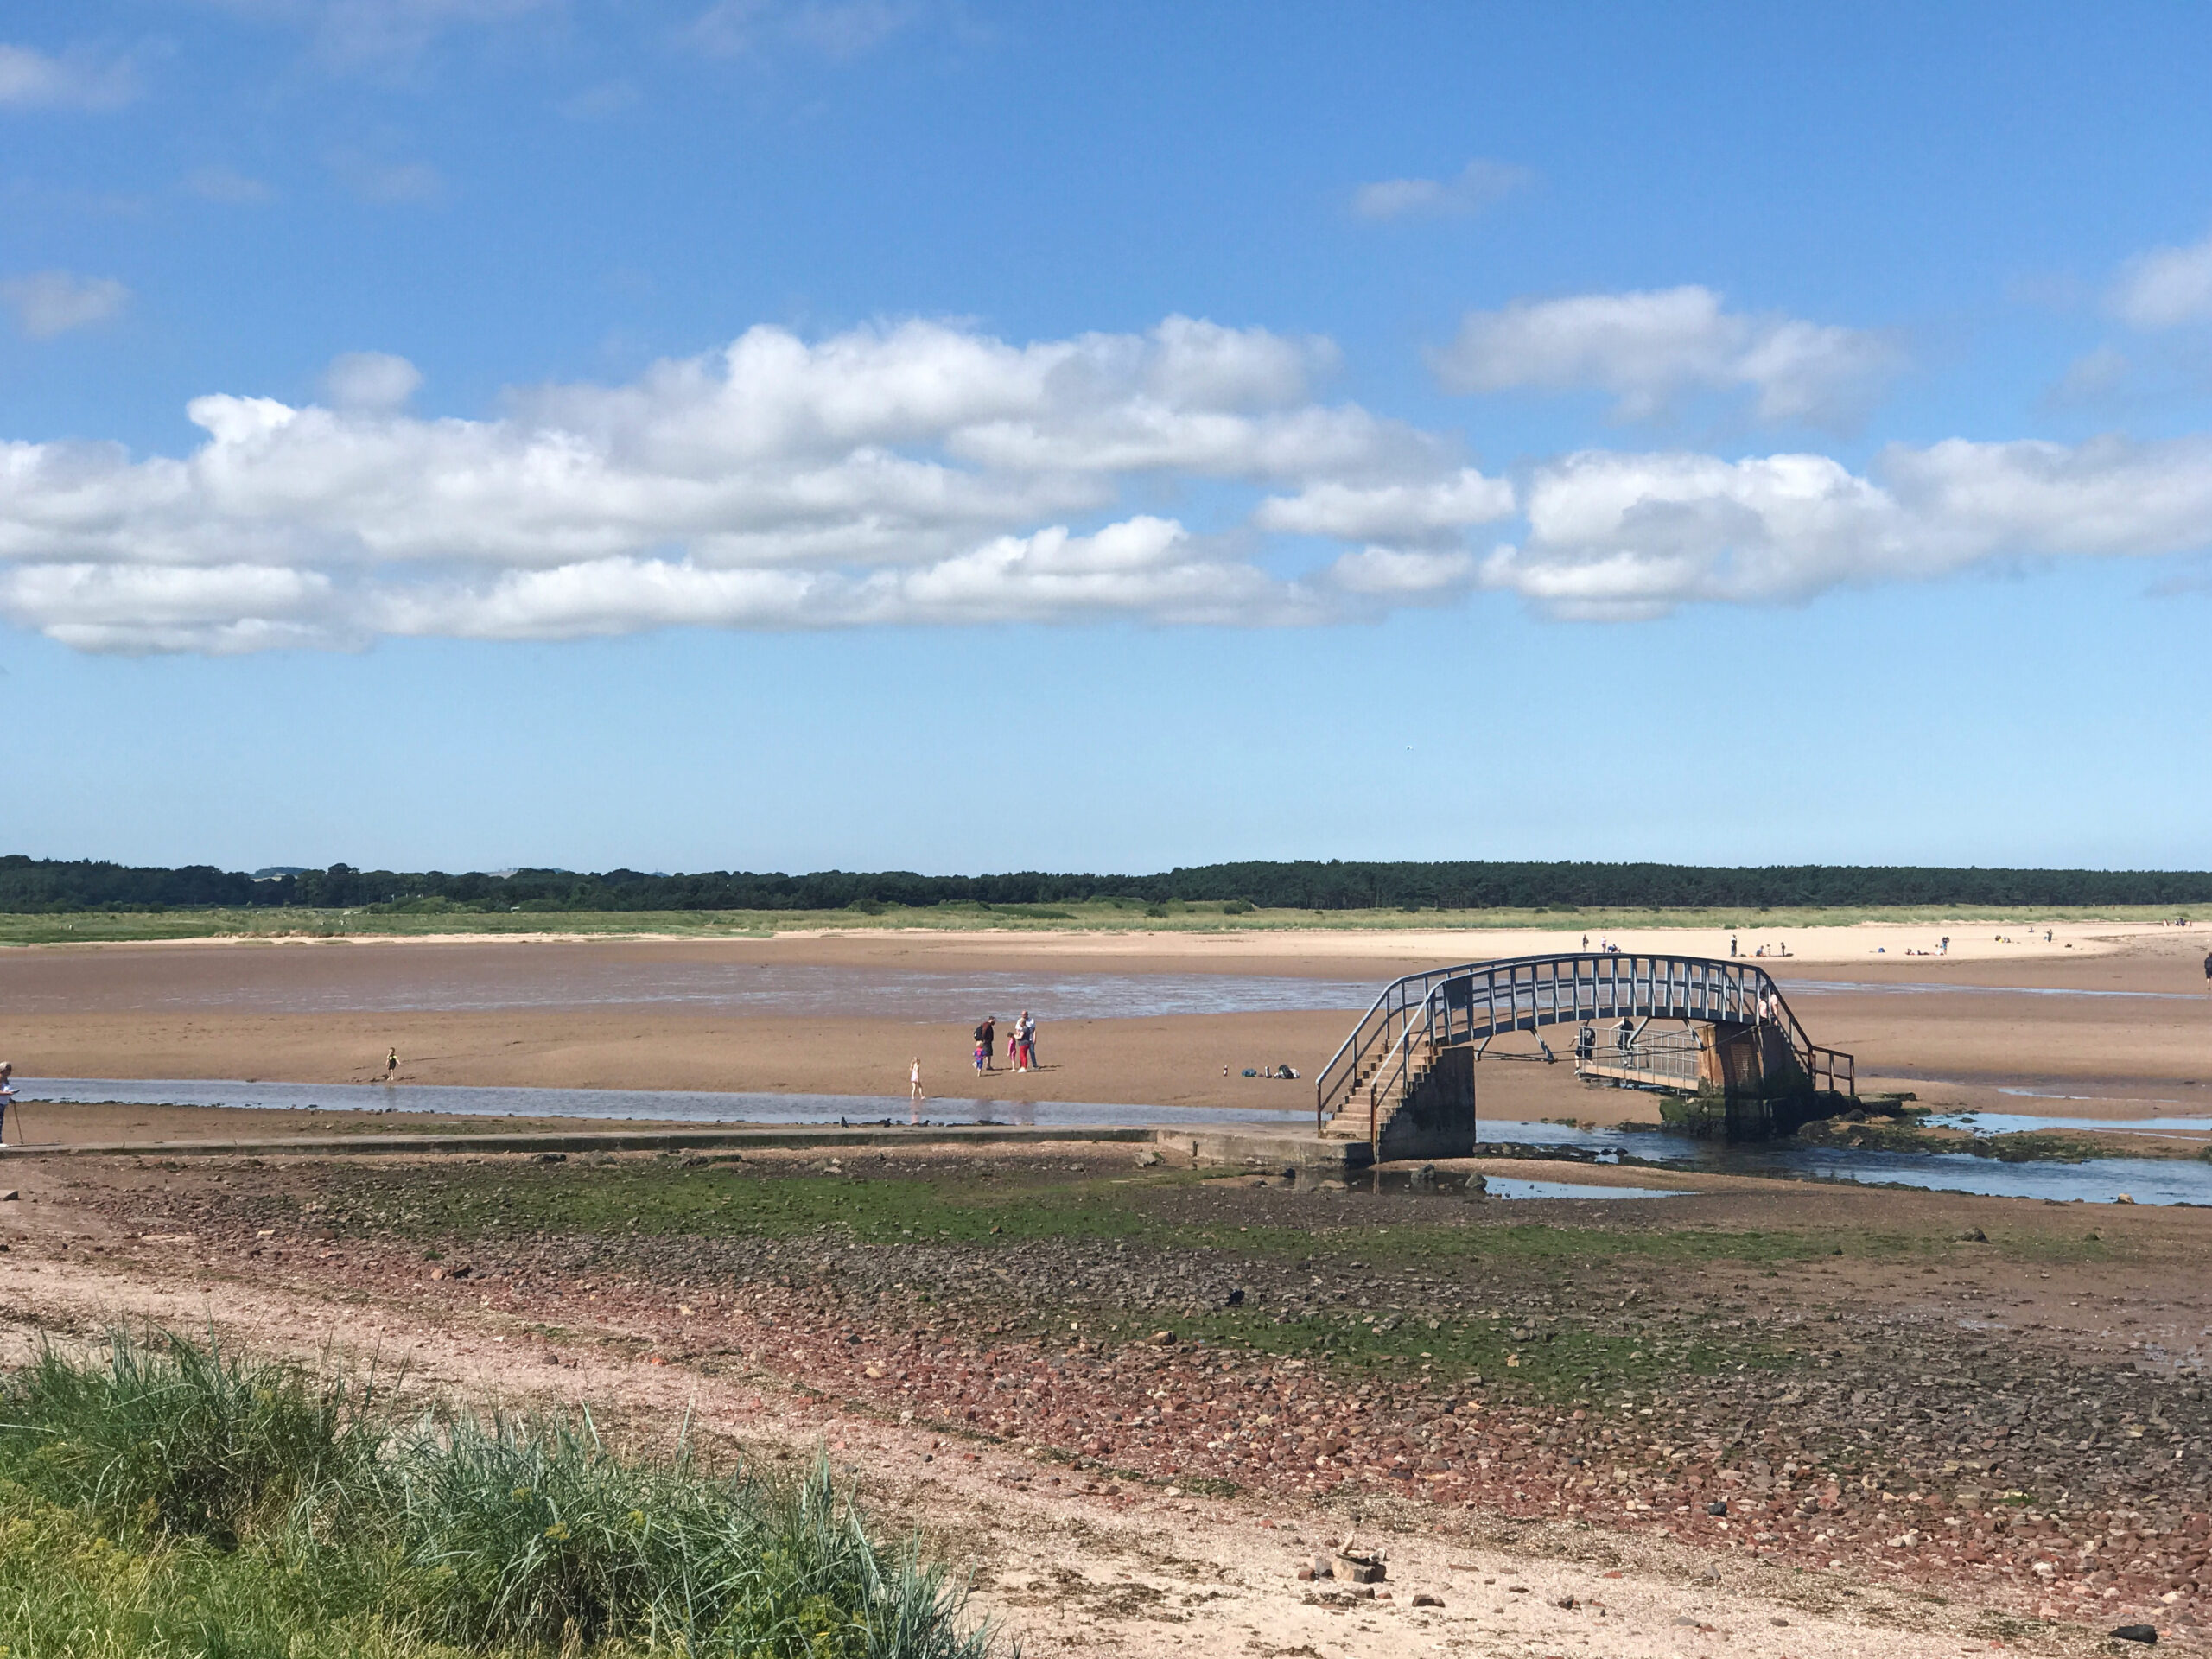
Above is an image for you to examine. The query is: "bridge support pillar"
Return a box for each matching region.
[1376,1045,1477,1160]
[1661,1020,1824,1138]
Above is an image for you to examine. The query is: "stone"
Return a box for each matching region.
[1152,1330,1176,1344]
[1707,1499,1728,1516]
[1412,1593,1443,1607]
[2111,1626,2158,1644]
[0,1191,16,1202]
[1334,1554,1386,1584]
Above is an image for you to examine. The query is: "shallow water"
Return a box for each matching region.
[13,1076,1311,1132]
[21,1077,2212,1205]
[1478,1118,2212,1206]
[1927,1109,2212,1136]
[0,962,1376,1022]
[1480,1177,1693,1201]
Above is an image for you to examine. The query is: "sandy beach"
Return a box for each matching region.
[0,918,2206,1135]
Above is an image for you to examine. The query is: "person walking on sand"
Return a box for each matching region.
[0,1062,16,1148]
[2202,950,2211,986]
[910,1057,925,1103]
[385,1046,399,1078]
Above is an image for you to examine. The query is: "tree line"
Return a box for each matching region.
[3,853,2209,914]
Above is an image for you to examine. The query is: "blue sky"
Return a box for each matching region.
[6,2,2212,875]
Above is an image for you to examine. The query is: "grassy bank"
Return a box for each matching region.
[0,1334,995,1658]
[0,899,2190,947]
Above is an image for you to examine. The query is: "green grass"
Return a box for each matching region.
[316,1160,1963,1274]
[0,1334,999,1659]
[0,899,2189,946]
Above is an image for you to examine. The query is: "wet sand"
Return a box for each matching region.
[1,921,2207,1133]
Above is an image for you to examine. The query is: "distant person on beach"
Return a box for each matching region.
[2202,950,2211,984]
[974,1016,996,1071]
[1015,1010,1037,1072]
[0,1061,13,1147]
[910,1058,925,1103]
[1729,934,1738,957]
[386,1046,399,1077]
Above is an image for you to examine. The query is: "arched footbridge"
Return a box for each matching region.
[1314,952,1854,1145]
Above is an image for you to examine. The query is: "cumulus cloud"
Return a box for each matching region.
[2110,229,2212,328]
[0,315,1497,652]
[0,270,130,339]
[1351,159,1531,221]
[0,41,139,110]
[1480,435,2212,620]
[12,309,2212,652]
[1434,285,1906,427]
[1254,470,1514,544]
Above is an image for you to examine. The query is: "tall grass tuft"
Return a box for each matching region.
[390,1414,993,1656]
[0,1332,1002,1658]
[0,1332,378,1548]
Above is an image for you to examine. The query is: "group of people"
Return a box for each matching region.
[969,1011,1040,1074]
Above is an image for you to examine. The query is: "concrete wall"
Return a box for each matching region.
[1376,1044,1478,1160]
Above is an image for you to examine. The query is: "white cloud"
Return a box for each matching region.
[1481,435,2212,619]
[185,166,276,204]
[0,270,130,339]
[2110,230,2212,328]
[13,309,2212,653]
[323,352,423,411]
[1351,159,1531,222]
[1254,470,1514,544]
[0,315,1494,652]
[1434,285,1905,427]
[1322,546,1480,600]
[0,41,138,110]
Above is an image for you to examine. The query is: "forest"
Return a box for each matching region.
[3,854,2208,913]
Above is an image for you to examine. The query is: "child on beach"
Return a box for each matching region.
[911,1058,925,1103]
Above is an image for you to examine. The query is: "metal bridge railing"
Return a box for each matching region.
[1313,951,1853,1132]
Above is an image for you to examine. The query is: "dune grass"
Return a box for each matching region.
[0,1332,997,1658]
